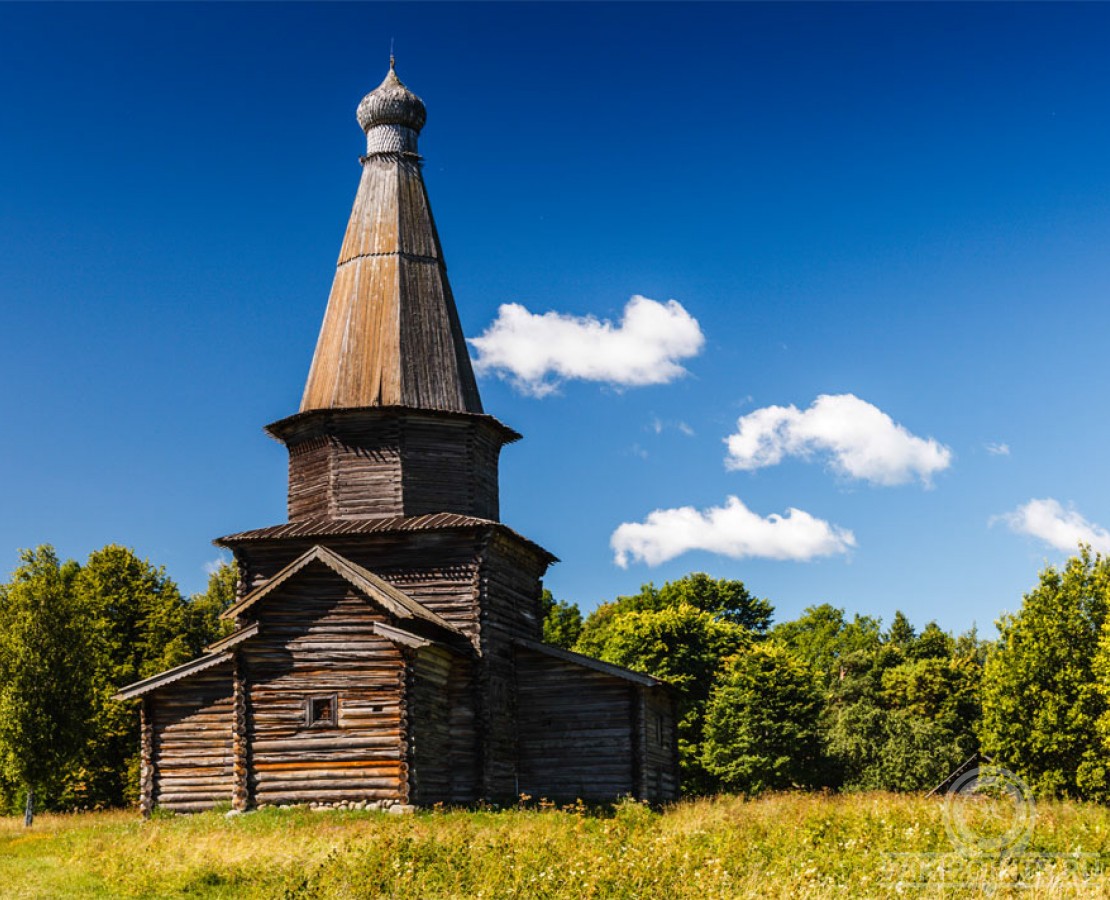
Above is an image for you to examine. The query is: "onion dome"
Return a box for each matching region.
[357,58,427,134]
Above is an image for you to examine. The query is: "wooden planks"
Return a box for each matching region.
[300,148,481,414]
[514,646,636,801]
[242,566,407,806]
[149,663,235,812]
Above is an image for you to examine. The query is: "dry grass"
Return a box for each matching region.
[2,793,1110,898]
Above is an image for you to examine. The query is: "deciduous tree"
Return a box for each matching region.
[702,643,823,793]
[980,548,1110,799]
[0,547,93,824]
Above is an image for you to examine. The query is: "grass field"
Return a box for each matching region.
[2,793,1110,898]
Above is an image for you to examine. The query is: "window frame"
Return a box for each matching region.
[305,693,339,728]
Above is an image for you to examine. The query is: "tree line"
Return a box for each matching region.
[0,546,234,821]
[2,543,1110,816]
[545,548,1110,800]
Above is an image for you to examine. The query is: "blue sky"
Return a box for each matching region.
[3,3,1110,635]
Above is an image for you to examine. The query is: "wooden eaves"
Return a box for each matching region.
[113,651,234,701]
[514,638,665,688]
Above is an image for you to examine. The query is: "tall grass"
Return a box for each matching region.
[2,793,1110,898]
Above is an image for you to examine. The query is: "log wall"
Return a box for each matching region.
[638,687,680,802]
[149,662,235,813]
[242,561,406,807]
[514,646,635,801]
[407,645,460,805]
[281,411,503,523]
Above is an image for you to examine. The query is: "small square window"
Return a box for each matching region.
[306,694,338,727]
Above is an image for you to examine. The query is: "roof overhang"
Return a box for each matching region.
[264,405,522,446]
[113,651,233,701]
[213,514,558,566]
[514,638,666,688]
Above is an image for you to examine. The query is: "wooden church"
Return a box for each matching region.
[116,62,679,814]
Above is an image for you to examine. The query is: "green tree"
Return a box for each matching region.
[69,546,218,808]
[819,616,985,792]
[771,604,882,685]
[584,574,772,633]
[185,560,238,652]
[886,611,916,649]
[539,588,582,650]
[701,643,823,794]
[0,547,93,824]
[980,548,1110,799]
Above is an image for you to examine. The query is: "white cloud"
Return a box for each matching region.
[649,417,695,437]
[203,555,230,575]
[469,295,704,396]
[724,393,952,487]
[995,498,1110,554]
[985,442,1011,456]
[611,495,855,567]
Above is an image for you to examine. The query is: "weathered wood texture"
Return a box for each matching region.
[300,151,482,414]
[638,687,680,802]
[407,645,477,805]
[473,532,549,799]
[232,654,250,811]
[229,527,553,802]
[515,646,663,802]
[241,561,407,806]
[233,531,485,640]
[149,662,235,813]
[277,410,506,522]
[127,65,680,813]
[139,699,153,818]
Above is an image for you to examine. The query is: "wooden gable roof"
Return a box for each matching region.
[220,544,461,636]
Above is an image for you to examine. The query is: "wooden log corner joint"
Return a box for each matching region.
[113,61,679,813]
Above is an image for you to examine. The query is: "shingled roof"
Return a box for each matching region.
[300,61,482,415]
[214,513,558,564]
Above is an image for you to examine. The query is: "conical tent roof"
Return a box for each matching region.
[300,63,483,414]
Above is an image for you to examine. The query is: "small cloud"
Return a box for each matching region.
[629,443,649,460]
[724,393,952,487]
[994,498,1110,554]
[469,295,705,396]
[204,555,230,575]
[985,442,1011,456]
[647,417,696,437]
[611,495,855,567]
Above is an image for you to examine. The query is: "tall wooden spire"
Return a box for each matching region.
[300,62,483,414]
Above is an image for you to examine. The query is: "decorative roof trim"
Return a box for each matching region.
[373,621,431,649]
[112,652,233,701]
[514,638,665,688]
[220,544,460,636]
[204,621,260,654]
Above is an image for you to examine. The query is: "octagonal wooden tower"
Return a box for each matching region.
[117,62,678,814]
